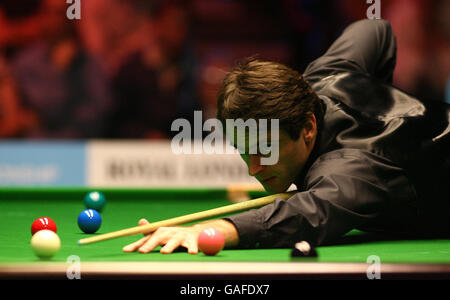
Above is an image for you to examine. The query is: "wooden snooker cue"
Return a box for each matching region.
[78,191,296,245]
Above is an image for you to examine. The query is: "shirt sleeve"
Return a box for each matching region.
[225,149,395,248]
[303,19,397,84]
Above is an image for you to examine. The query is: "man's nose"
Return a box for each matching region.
[248,155,265,176]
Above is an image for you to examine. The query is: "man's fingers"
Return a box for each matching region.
[139,219,150,235]
[183,237,199,255]
[139,218,150,226]
[138,228,171,253]
[123,219,153,252]
[122,235,152,252]
[160,234,183,254]
[161,233,199,254]
[124,225,201,255]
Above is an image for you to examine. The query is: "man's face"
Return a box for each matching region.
[240,120,317,194]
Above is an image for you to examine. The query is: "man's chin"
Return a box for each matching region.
[263,182,289,194]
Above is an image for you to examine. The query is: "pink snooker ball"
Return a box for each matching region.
[197,228,225,256]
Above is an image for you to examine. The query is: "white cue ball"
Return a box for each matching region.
[30,229,61,259]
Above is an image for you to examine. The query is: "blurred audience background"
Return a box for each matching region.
[0,0,448,139]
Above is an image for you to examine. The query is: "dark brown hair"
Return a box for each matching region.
[217,58,324,140]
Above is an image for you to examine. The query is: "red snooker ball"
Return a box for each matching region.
[31,217,57,235]
[197,228,225,256]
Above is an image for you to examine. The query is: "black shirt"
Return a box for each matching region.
[226,19,450,248]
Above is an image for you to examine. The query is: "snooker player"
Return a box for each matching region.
[123,19,450,254]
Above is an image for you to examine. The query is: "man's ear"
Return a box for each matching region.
[303,114,317,145]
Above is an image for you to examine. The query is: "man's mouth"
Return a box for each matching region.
[262,176,277,185]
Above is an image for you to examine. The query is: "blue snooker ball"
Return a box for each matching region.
[78,209,102,234]
[84,191,106,212]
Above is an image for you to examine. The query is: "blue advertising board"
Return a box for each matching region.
[0,141,86,186]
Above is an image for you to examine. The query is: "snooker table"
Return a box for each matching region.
[1,187,450,280]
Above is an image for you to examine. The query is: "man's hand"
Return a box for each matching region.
[122,219,239,254]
